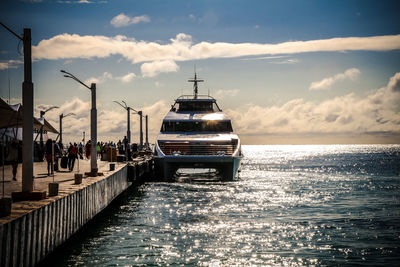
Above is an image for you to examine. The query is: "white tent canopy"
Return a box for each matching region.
[0,98,59,136]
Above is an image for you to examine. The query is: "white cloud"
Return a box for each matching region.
[85,72,113,85]
[117,72,136,83]
[214,89,240,99]
[272,58,300,64]
[0,60,23,70]
[62,59,73,65]
[309,68,361,90]
[227,72,400,137]
[387,72,400,92]
[57,0,96,3]
[240,55,288,61]
[110,13,150,28]
[32,33,400,66]
[141,60,179,77]
[69,71,136,85]
[188,14,196,22]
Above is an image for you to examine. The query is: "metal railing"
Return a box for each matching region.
[176,95,216,100]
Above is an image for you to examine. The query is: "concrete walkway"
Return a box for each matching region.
[0,158,124,198]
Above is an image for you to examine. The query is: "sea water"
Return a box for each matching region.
[42,145,400,266]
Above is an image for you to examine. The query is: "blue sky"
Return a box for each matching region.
[1,0,400,144]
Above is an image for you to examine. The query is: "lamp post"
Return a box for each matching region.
[113,101,132,159]
[145,115,149,149]
[131,109,144,150]
[113,101,131,143]
[59,113,75,145]
[0,23,34,193]
[138,111,143,151]
[61,70,98,176]
[40,106,58,149]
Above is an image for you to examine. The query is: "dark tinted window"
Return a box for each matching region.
[174,101,220,112]
[161,121,233,132]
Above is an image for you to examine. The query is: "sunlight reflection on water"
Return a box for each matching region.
[44,145,400,266]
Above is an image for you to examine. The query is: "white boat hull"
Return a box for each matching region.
[155,155,242,181]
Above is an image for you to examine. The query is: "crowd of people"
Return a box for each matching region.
[44,138,138,176]
[3,136,140,181]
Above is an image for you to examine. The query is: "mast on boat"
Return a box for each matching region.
[188,69,204,99]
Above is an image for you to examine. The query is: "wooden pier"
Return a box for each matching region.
[0,156,153,267]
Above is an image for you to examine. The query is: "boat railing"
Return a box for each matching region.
[176,95,216,100]
[158,141,235,156]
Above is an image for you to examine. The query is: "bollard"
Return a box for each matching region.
[109,163,115,171]
[74,173,83,184]
[48,183,59,197]
[0,197,12,217]
[91,168,98,177]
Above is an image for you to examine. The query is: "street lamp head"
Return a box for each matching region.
[60,112,75,119]
[64,112,76,118]
[41,106,58,118]
[60,69,91,90]
[44,106,59,113]
[113,100,129,110]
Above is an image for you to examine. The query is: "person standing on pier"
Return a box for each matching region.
[97,142,101,159]
[53,140,61,171]
[85,140,91,159]
[7,139,19,181]
[78,142,83,159]
[68,143,78,171]
[58,141,64,153]
[45,139,54,176]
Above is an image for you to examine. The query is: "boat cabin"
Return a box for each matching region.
[170,96,222,113]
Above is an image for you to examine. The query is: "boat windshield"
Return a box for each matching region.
[172,101,221,112]
[161,120,233,132]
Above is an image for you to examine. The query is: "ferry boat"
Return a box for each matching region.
[154,73,242,181]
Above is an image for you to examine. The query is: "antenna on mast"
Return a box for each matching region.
[188,65,204,99]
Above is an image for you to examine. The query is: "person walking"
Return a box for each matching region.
[45,139,54,176]
[68,143,78,171]
[7,139,19,181]
[85,140,91,159]
[58,141,64,153]
[53,140,61,171]
[97,142,101,159]
[78,142,83,159]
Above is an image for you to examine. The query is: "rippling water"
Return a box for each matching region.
[43,145,400,266]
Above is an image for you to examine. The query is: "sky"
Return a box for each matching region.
[1,0,400,145]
